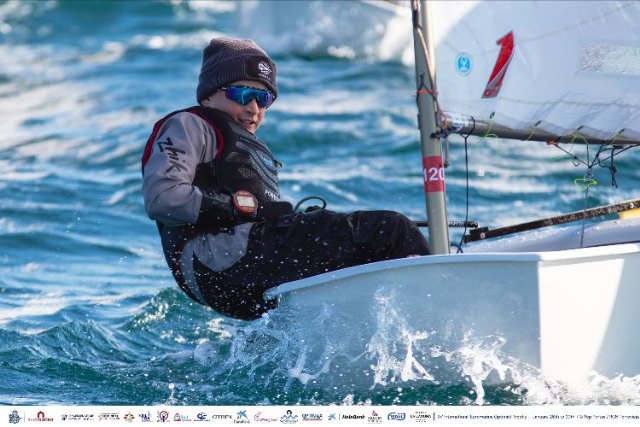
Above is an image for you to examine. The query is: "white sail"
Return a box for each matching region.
[431,1,640,141]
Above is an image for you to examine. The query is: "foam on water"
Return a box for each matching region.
[234,0,413,64]
[187,282,640,406]
[168,285,519,405]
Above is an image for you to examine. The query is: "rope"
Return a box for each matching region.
[610,153,618,188]
[455,116,476,253]
[593,147,619,188]
[607,129,625,146]
[525,121,542,141]
[574,172,598,191]
[551,130,590,167]
[548,127,640,244]
[412,0,443,131]
[482,112,498,138]
[579,176,592,248]
[592,130,627,188]
[294,196,327,212]
[442,112,451,167]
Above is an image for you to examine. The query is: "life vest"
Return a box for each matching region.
[142,106,281,301]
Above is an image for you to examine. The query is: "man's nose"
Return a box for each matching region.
[245,98,260,112]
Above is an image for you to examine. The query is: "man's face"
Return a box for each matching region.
[201,80,270,134]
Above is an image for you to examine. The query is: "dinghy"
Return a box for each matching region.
[265,0,640,384]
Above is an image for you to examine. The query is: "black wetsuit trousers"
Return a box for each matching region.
[194,209,430,320]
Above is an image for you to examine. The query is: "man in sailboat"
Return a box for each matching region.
[141,37,430,320]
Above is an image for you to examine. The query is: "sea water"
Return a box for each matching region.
[1,0,640,406]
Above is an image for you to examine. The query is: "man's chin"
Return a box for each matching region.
[241,124,257,134]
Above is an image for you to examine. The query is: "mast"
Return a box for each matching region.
[412,0,450,254]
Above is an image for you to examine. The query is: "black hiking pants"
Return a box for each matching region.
[194,209,430,320]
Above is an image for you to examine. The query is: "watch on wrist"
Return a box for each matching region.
[233,190,259,216]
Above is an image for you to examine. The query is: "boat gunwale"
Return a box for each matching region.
[264,241,640,299]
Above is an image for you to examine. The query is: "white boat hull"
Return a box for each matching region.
[266,223,640,383]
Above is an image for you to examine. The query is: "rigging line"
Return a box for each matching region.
[593,144,635,163]
[584,135,591,167]
[607,129,625,146]
[550,129,592,167]
[415,28,441,118]
[412,0,443,129]
[482,112,498,138]
[573,145,599,191]
[412,11,431,77]
[552,132,637,171]
[579,177,592,248]
[594,146,613,166]
[456,116,476,253]
[610,150,618,188]
[597,130,625,184]
[551,143,589,168]
[593,145,623,188]
[587,144,623,187]
[442,113,451,167]
[525,121,542,141]
[574,174,597,192]
[589,144,608,169]
[572,140,637,234]
[576,140,605,247]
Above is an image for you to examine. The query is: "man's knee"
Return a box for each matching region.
[365,210,415,233]
[366,210,429,255]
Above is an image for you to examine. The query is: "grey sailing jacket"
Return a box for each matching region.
[142,111,252,302]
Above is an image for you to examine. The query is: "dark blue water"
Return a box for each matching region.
[2,0,640,406]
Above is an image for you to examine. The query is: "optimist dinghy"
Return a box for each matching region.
[265,0,640,383]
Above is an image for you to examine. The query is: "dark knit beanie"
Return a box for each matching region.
[197,37,277,103]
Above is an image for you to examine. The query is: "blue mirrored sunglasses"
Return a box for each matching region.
[220,85,275,109]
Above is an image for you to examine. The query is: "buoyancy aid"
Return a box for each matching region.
[199,108,281,204]
[142,106,281,301]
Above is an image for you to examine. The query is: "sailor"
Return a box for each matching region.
[142,37,430,320]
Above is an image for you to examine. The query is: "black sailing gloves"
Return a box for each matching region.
[196,189,293,227]
[258,201,294,221]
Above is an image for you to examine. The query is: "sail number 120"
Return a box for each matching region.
[422,156,445,193]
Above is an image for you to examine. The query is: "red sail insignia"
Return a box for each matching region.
[482,31,514,98]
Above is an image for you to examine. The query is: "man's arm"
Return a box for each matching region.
[143,112,234,225]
